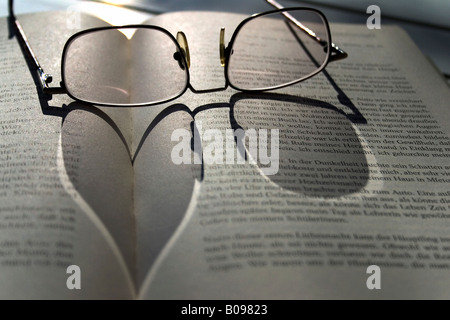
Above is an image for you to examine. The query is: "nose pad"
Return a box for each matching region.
[176,31,190,69]
[220,27,226,67]
[173,51,185,70]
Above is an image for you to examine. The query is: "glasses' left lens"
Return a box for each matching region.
[62,27,189,106]
[227,9,331,91]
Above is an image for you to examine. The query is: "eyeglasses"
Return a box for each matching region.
[9,0,347,107]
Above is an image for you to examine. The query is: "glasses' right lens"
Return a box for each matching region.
[62,27,189,106]
[227,9,330,91]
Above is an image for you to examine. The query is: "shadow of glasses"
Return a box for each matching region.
[229,91,369,198]
[59,102,202,287]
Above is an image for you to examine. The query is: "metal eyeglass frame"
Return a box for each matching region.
[8,0,348,107]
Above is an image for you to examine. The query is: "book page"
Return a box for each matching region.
[0,12,135,298]
[132,11,245,289]
[137,11,450,299]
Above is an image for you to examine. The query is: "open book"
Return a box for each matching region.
[1,7,450,299]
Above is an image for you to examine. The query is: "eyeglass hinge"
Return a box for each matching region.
[37,67,52,88]
[329,44,348,62]
[37,68,65,94]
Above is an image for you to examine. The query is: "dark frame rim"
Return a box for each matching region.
[224,7,332,92]
[60,7,332,107]
[61,24,191,107]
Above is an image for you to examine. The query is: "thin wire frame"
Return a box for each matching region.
[61,25,191,107]
[8,0,348,107]
[225,8,332,92]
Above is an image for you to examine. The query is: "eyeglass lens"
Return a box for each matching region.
[63,27,189,106]
[227,9,330,91]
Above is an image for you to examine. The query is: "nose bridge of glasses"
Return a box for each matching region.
[176,31,190,69]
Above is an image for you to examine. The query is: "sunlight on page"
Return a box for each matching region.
[76,2,153,39]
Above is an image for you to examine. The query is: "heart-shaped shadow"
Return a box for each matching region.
[60,102,202,288]
[229,92,370,198]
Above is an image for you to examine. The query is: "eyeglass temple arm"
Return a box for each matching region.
[8,0,65,94]
[265,0,347,62]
